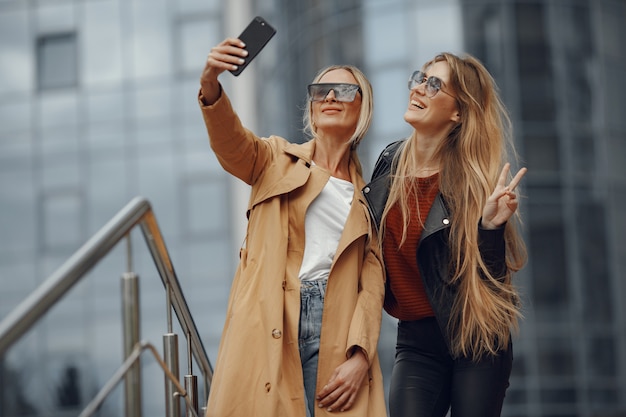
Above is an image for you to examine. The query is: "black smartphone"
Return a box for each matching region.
[229,16,277,76]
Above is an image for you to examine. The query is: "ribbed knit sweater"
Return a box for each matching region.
[383,173,439,320]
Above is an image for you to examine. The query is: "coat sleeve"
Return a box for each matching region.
[199,88,272,185]
[345,228,386,366]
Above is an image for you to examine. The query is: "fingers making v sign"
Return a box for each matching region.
[481,163,527,230]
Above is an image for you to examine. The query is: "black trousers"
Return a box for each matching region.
[389,317,513,417]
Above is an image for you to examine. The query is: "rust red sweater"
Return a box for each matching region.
[383,174,439,320]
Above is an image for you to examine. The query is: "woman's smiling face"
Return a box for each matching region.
[404,60,460,138]
[311,69,362,140]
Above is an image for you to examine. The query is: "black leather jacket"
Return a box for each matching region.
[362,140,508,354]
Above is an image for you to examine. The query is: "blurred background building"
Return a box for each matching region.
[0,0,624,416]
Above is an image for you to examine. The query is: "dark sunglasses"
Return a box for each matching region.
[307,83,362,102]
[408,71,455,99]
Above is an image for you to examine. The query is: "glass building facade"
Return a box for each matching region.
[0,0,624,416]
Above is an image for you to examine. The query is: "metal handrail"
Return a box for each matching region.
[0,196,213,399]
[79,340,198,417]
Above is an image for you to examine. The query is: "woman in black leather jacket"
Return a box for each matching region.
[363,53,527,417]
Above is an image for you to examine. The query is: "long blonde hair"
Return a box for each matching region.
[381,53,527,359]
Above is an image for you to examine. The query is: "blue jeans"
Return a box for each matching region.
[299,279,327,417]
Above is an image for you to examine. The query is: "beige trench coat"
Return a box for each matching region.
[199,90,387,417]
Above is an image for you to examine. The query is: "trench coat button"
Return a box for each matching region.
[442,218,450,225]
[363,186,370,194]
[272,329,282,339]
[282,280,286,290]
[265,382,271,392]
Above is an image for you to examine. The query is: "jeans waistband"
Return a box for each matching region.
[300,279,327,298]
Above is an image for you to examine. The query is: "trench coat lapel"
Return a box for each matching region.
[247,141,315,212]
[248,139,370,270]
[332,158,370,267]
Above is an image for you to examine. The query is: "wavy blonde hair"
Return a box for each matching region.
[381,53,527,359]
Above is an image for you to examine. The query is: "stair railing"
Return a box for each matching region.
[0,196,213,417]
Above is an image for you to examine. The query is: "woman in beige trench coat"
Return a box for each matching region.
[198,38,387,417]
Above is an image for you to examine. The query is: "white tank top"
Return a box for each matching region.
[298,175,354,282]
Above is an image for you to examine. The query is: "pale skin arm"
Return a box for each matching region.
[316,347,369,412]
[200,38,248,105]
[481,162,528,230]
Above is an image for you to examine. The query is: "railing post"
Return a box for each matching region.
[184,332,199,417]
[164,280,181,417]
[122,272,142,417]
[184,375,198,417]
[163,333,181,417]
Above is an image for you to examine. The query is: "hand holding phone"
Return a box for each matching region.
[229,16,277,76]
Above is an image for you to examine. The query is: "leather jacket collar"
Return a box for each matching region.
[362,140,451,241]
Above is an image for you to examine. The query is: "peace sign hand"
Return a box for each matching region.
[481,163,527,230]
